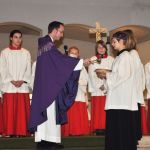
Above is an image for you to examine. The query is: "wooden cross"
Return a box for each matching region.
[89,22,107,42]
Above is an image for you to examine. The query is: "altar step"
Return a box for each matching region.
[0,136,105,150]
[138,136,150,150]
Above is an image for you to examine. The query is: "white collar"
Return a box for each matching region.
[49,35,54,42]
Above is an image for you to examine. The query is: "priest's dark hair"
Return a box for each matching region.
[9,29,22,38]
[95,40,108,55]
[9,29,22,45]
[48,21,64,33]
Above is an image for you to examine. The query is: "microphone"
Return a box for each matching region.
[64,45,68,55]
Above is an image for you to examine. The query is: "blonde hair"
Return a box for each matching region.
[68,46,79,53]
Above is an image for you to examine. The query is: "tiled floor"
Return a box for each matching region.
[138,136,150,150]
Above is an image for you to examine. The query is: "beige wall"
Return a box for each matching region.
[0,0,149,64]
[0,0,150,35]
[137,40,150,65]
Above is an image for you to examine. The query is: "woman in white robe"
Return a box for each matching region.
[101,31,138,150]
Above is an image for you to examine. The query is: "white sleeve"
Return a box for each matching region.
[74,59,83,71]
[109,56,115,70]
[88,64,96,92]
[22,52,31,83]
[106,53,131,89]
[78,67,88,93]
[30,61,36,90]
[145,63,150,92]
[78,67,88,85]
[0,51,13,83]
[141,64,145,91]
[133,51,145,91]
[88,63,106,92]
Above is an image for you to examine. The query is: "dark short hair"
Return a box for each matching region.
[9,30,22,45]
[112,31,128,42]
[112,31,134,50]
[48,21,64,33]
[95,40,108,55]
[9,30,22,38]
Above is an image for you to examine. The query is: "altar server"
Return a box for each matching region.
[103,31,138,150]
[0,30,31,136]
[88,40,114,135]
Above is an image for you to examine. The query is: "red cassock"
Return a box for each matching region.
[90,96,106,132]
[2,93,30,136]
[141,105,148,135]
[61,101,89,136]
[0,98,3,134]
[148,99,150,134]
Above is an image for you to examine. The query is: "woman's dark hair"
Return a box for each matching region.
[112,31,132,50]
[9,30,22,45]
[112,31,128,42]
[95,40,108,55]
[48,21,64,33]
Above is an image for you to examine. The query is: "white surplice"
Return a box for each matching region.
[145,62,150,99]
[88,56,114,96]
[130,50,145,105]
[35,59,83,143]
[105,51,138,111]
[0,47,31,93]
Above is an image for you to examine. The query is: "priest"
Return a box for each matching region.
[29,21,86,150]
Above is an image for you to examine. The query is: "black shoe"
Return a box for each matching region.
[36,143,47,150]
[36,141,64,150]
[49,143,64,150]
[36,141,51,150]
[49,145,57,150]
